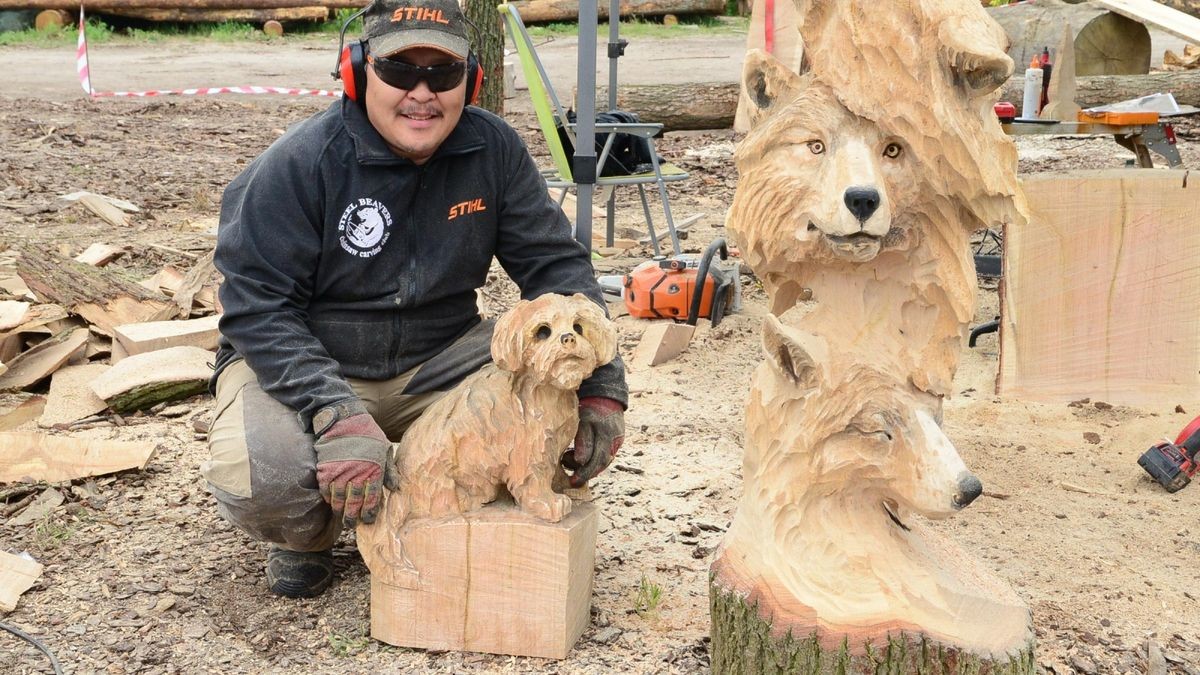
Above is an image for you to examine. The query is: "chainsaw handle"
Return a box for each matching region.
[686,238,728,327]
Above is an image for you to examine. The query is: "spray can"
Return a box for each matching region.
[1021,55,1044,120]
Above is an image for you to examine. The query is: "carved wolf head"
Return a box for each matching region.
[492,293,617,390]
[750,315,982,521]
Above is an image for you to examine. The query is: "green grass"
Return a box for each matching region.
[0,11,357,47]
[633,573,664,618]
[327,631,371,657]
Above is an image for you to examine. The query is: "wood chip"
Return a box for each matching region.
[0,550,43,612]
[74,243,126,267]
[8,487,65,526]
[39,363,109,429]
[0,328,89,391]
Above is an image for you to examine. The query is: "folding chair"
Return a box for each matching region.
[499,2,689,256]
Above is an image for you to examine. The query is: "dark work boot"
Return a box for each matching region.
[265,547,334,598]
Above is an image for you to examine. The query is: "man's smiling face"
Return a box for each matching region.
[364,46,466,165]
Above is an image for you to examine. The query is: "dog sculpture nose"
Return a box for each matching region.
[560,333,576,346]
[843,187,881,223]
[952,472,983,509]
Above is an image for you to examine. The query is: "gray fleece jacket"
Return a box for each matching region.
[211,97,627,429]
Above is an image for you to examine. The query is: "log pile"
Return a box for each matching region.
[0,238,222,428]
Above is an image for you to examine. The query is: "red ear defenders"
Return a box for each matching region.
[336,41,483,106]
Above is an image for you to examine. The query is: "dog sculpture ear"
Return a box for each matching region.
[761,314,826,393]
[492,299,535,372]
[742,48,807,130]
[570,293,617,367]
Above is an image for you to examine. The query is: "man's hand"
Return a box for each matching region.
[313,412,389,528]
[563,397,625,487]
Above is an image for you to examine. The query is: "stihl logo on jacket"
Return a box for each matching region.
[391,7,451,24]
[448,198,486,220]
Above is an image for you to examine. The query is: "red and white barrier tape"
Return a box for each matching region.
[76,6,342,99]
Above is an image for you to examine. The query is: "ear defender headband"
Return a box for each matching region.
[332,4,484,106]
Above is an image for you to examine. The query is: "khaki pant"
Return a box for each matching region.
[202,319,494,552]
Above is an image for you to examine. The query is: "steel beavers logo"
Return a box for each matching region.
[338,198,393,258]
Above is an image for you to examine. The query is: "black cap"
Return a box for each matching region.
[364,0,470,60]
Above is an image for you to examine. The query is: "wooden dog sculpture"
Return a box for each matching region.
[358,292,617,585]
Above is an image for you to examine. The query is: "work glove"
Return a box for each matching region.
[314,412,389,528]
[563,397,625,487]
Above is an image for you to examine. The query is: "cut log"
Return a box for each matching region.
[0,431,156,483]
[999,170,1200,406]
[507,0,723,23]
[595,70,1200,131]
[90,345,212,412]
[39,363,109,429]
[0,550,42,613]
[363,500,597,659]
[0,0,361,9]
[102,6,327,22]
[73,243,126,267]
[33,8,66,29]
[1074,12,1151,75]
[0,327,89,391]
[114,315,220,357]
[16,247,175,336]
[1094,0,1200,47]
[591,83,739,131]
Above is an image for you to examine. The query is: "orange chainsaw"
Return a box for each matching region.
[622,239,736,326]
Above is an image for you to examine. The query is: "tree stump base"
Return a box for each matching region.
[366,500,597,660]
[709,521,1036,675]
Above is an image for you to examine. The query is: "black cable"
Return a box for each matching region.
[0,621,65,675]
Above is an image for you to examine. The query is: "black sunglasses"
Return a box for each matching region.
[368,55,466,93]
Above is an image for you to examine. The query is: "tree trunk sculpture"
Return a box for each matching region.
[716,0,1035,670]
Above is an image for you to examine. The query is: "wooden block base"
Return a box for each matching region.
[368,500,597,660]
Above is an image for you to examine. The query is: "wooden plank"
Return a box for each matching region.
[0,301,30,332]
[0,328,89,392]
[370,501,597,659]
[0,550,42,612]
[1095,0,1200,47]
[74,243,126,267]
[0,431,156,483]
[998,170,1200,405]
[39,363,109,429]
[113,314,220,357]
[90,345,213,412]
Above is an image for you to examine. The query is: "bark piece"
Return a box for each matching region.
[171,250,216,318]
[0,328,89,391]
[90,346,213,413]
[113,314,220,357]
[999,170,1200,405]
[0,396,47,432]
[0,432,156,483]
[16,248,175,336]
[367,500,597,660]
[39,363,109,429]
[0,550,42,612]
[73,243,126,267]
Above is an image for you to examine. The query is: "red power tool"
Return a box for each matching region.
[1138,415,1200,492]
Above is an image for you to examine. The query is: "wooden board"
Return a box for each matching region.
[998,170,1200,405]
[1096,0,1200,47]
[631,321,695,367]
[74,243,126,267]
[90,345,213,412]
[0,550,42,612]
[113,314,220,357]
[0,431,156,483]
[370,501,597,660]
[0,328,89,392]
[39,363,109,429]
